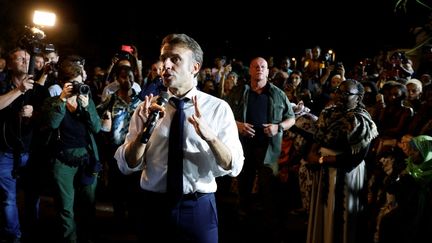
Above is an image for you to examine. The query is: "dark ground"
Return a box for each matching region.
[15,178,307,243]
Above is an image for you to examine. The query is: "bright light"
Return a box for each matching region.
[33,10,56,27]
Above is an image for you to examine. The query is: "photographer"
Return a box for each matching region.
[388,51,414,80]
[101,57,141,102]
[320,62,346,88]
[42,59,101,243]
[36,49,61,96]
[33,53,45,80]
[0,47,49,243]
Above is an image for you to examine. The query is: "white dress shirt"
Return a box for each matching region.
[115,87,244,194]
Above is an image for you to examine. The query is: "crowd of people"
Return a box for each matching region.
[0,33,432,243]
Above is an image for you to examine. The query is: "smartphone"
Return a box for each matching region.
[121,45,133,54]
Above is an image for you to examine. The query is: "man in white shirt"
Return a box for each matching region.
[115,33,244,242]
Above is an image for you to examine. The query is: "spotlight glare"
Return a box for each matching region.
[33,10,56,27]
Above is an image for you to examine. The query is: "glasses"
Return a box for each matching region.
[14,57,28,63]
[334,87,358,97]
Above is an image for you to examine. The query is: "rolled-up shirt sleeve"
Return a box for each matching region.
[212,100,244,177]
[114,104,146,175]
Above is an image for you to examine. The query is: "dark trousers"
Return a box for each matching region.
[0,152,28,241]
[136,190,218,243]
[237,141,281,241]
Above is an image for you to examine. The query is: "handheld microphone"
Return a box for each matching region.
[140,91,169,143]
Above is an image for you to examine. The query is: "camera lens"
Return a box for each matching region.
[72,81,90,95]
[78,84,90,95]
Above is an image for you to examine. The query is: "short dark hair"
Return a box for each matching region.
[58,60,82,82]
[161,33,203,66]
[63,54,85,66]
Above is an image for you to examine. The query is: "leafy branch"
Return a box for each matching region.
[395,0,432,13]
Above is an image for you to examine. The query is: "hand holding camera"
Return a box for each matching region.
[77,93,89,108]
[18,75,34,94]
[43,62,58,74]
[60,81,90,100]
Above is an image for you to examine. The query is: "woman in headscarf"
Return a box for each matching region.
[378,135,432,243]
[306,79,379,243]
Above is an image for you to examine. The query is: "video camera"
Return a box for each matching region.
[19,26,55,55]
[18,25,56,75]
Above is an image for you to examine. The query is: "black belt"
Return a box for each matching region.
[182,192,208,200]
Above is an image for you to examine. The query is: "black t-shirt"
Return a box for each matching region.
[0,78,50,153]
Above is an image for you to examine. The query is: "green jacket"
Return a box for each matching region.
[43,96,101,163]
[226,82,294,174]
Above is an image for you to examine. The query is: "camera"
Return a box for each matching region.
[44,62,58,74]
[19,25,56,75]
[71,81,90,95]
[335,62,343,69]
[19,26,55,54]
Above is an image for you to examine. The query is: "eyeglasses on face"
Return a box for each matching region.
[334,87,359,97]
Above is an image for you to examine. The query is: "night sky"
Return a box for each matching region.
[1,0,430,69]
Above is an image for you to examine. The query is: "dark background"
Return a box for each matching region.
[1,0,430,69]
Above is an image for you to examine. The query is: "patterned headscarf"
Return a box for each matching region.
[406,135,432,183]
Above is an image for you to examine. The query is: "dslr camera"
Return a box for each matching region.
[71,81,90,95]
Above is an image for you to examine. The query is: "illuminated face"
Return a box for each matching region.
[117,65,133,90]
[312,47,321,60]
[249,57,269,84]
[406,83,421,101]
[160,45,197,94]
[45,51,59,64]
[34,56,45,71]
[330,74,342,88]
[333,81,359,110]
[151,61,163,79]
[387,86,404,104]
[379,156,395,175]
[224,73,237,91]
[398,134,413,155]
[290,73,302,88]
[10,50,30,75]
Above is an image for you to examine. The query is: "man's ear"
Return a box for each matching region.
[192,62,201,76]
